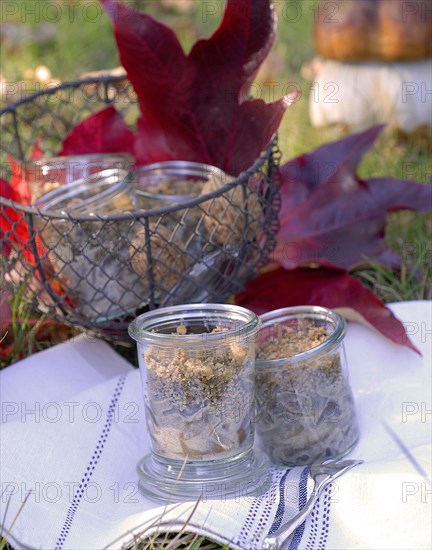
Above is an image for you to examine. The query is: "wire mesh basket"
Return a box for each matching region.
[0,76,282,340]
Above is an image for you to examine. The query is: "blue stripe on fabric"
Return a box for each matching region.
[318,485,332,550]
[267,469,291,535]
[288,467,310,550]
[54,375,126,549]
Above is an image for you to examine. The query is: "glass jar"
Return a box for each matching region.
[255,306,359,466]
[132,160,226,292]
[24,153,134,203]
[129,303,269,501]
[134,160,222,208]
[130,161,248,306]
[134,161,225,260]
[35,169,148,322]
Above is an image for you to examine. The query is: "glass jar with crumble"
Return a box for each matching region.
[35,168,147,321]
[134,160,220,207]
[129,303,269,501]
[255,306,359,466]
[134,161,226,260]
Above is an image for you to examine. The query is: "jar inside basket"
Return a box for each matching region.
[34,169,148,322]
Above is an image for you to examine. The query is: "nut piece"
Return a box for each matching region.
[201,173,263,246]
[129,223,187,291]
[176,324,187,335]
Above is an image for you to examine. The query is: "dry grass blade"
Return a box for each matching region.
[120,496,227,550]
[0,492,31,550]
[130,532,226,550]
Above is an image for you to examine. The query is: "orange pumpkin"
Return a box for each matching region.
[314,0,432,61]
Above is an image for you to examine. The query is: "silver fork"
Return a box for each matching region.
[262,458,363,550]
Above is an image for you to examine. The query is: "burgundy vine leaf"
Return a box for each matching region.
[59,105,135,156]
[275,125,432,270]
[101,0,290,174]
[235,265,420,354]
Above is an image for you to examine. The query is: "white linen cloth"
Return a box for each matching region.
[0,301,431,550]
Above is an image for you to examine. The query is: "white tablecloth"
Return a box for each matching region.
[0,301,431,549]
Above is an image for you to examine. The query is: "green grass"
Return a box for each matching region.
[355,211,432,303]
[0,1,431,548]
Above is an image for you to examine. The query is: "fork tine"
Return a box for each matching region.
[310,458,363,477]
[322,458,362,467]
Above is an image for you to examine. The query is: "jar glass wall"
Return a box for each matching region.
[129,303,269,501]
[255,306,359,466]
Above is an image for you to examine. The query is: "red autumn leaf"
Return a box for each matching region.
[4,141,44,207]
[1,145,46,263]
[31,140,43,159]
[0,178,30,256]
[0,143,48,266]
[275,126,432,270]
[0,175,47,268]
[235,265,420,354]
[1,177,70,303]
[7,154,31,205]
[101,0,289,174]
[1,165,48,267]
[58,105,135,156]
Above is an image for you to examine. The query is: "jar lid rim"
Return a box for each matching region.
[34,168,131,213]
[136,160,223,177]
[24,153,135,166]
[128,303,261,345]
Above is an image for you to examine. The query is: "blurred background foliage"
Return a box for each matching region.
[0,0,431,300]
[1,0,430,177]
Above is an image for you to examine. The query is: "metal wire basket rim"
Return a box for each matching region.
[0,74,128,115]
[1,141,274,222]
